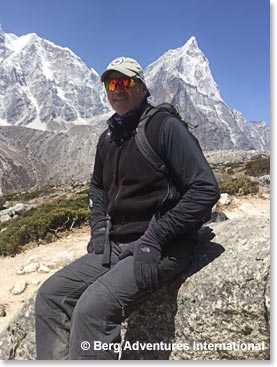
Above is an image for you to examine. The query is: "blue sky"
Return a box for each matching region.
[0,0,270,124]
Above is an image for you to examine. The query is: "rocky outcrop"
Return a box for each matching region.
[204,150,270,165]
[0,202,37,223]
[122,216,270,360]
[0,216,270,360]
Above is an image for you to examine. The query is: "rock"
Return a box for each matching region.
[12,203,27,213]
[218,193,231,206]
[0,214,11,223]
[210,211,228,223]
[0,305,6,317]
[122,217,270,360]
[0,295,36,360]
[205,151,270,165]
[11,280,27,295]
[17,263,40,275]
[37,265,50,273]
[48,250,78,269]
[0,216,270,360]
[0,203,38,223]
[253,175,270,193]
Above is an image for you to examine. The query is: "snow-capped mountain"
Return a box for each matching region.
[0,26,111,131]
[0,26,270,150]
[145,36,270,150]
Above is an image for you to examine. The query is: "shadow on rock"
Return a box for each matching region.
[121,226,225,360]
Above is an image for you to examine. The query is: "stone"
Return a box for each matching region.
[37,265,50,273]
[0,305,6,317]
[0,214,11,223]
[0,216,270,360]
[218,193,231,206]
[48,250,78,269]
[11,280,27,295]
[12,203,27,213]
[210,211,228,223]
[17,263,40,275]
[122,217,270,360]
[0,203,38,223]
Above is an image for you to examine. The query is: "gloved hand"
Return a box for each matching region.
[87,227,106,254]
[119,235,162,291]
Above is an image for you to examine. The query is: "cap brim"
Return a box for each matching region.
[101,67,137,82]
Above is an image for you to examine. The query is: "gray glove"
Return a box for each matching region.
[119,229,162,291]
[119,241,162,291]
[87,227,106,254]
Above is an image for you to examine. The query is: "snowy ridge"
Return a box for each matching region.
[0,26,270,150]
[0,26,110,131]
[145,37,222,101]
[144,37,269,150]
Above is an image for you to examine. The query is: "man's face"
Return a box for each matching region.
[105,72,148,116]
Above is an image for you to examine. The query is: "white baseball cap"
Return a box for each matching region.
[101,57,145,83]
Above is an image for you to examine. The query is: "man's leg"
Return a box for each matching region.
[35,248,119,360]
[69,246,191,360]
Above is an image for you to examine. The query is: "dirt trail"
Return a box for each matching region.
[0,196,270,333]
[0,227,89,332]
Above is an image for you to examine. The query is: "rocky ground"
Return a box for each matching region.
[0,193,270,334]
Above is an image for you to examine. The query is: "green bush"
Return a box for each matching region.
[218,177,259,196]
[0,195,89,256]
[245,158,270,177]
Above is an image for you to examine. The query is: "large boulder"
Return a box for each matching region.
[0,216,270,360]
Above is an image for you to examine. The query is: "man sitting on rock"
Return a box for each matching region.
[35,57,220,360]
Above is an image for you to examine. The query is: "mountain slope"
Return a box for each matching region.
[145,37,270,150]
[0,123,106,195]
[0,27,111,131]
[0,27,270,151]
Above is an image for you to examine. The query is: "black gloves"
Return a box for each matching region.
[119,228,162,291]
[87,227,106,254]
[87,216,107,254]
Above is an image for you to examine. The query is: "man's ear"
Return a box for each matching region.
[139,82,149,97]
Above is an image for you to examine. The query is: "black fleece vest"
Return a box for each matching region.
[98,108,180,243]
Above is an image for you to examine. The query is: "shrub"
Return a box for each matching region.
[218,177,259,196]
[245,157,270,177]
[0,194,90,256]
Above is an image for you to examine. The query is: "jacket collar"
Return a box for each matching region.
[107,99,149,144]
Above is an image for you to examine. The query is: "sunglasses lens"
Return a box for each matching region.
[122,79,130,88]
[105,80,116,91]
[105,78,136,91]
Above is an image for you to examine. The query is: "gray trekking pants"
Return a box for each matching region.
[35,242,191,360]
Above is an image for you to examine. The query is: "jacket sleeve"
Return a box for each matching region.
[148,116,220,246]
[88,133,107,230]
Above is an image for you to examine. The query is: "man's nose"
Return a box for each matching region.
[114,81,125,92]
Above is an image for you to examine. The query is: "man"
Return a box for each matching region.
[35,57,220,360]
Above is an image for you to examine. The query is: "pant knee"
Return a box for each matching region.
[36,279,52,311]
[35,274,65,315]
[73,280,122,324]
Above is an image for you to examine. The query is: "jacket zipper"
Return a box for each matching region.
[113,144,124,208]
